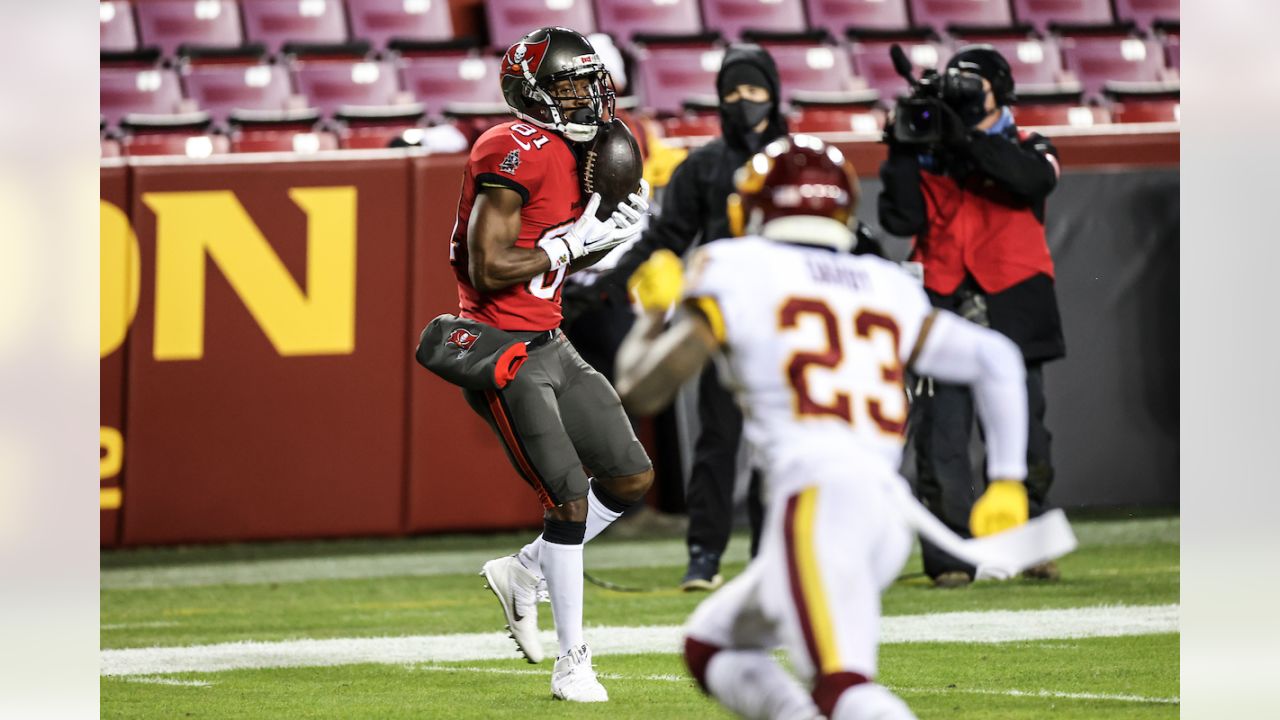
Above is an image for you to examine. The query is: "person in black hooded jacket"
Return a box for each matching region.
[565,44,788,590]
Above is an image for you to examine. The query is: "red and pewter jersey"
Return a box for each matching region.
[450,120,584,331]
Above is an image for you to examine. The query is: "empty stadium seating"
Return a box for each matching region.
[1010,0,1112,33]
[803,0,910,35]
[632,43,725,115]
[594,0,704,45]
[907,0,1013,33]
[183,63,296,122]
[100,1,139,53]
[135,0,245,57]
[1113,0,1179,30]
[98,0,1183,156]
[1059,32,1167,98]
[758,41,859,98]
[848,34,948,102]
[700,0,807,42]
[292,59,405,115]
[346,0,455,50]
[399,54,507,117]
[485,0,596,50]
[949,33,1066,88]
[240,0,350,53]
[101,67,187,126]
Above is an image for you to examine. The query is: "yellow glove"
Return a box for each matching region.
[627,249,684,312]
[969,480,1029,538]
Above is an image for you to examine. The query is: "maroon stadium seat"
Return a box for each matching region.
[1013,84,1108,127]
[803,0,910,34]
[1059,33,1166,99]
[593,0,703,45]
[631,43,725,115]
[1104,81,1178,123]
[760,42,859,98]
[231,128,341,153]
[699,0,806,42]
[134,0,244,57]
[1009,0,1112,33]
[292,59,403,116]
[484,0,597,51]
[346,0,454,50]
[183,64,295,122]
[399,54,507,118]
[119,111,232,157]
[241,0,350,54]
[101,1,139,53]
[101,67,186,126]
[1159,26,1178,71]
[950,34,1065,87]
[848,37,948,103]
[906,0,1013,32]
[1112,0,1178,30]
[787,89,884,133]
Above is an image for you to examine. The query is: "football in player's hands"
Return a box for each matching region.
[582,118,644,221]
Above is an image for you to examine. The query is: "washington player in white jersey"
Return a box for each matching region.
[614,135,1039,720]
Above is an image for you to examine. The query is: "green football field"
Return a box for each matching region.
[101,515,1179,719]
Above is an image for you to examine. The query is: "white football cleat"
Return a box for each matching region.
[480,555,544,664]
[551,644,608,703]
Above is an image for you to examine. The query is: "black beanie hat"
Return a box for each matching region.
[718,62,770,99]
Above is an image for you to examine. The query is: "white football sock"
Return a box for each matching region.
[541,540,585,655]
[516,485,625,577]
[830,684,916,720]
[705,650,819,720]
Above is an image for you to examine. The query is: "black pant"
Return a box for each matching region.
[913,364,1054,578]
[686,364,765,559]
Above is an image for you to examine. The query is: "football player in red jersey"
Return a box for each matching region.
[452,27,654,702]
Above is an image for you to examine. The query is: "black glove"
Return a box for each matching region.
[938,103,974,150]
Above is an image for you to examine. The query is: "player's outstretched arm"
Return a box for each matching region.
[614,251,717,416]
[910,310,1030,536]
[466,185,551,292]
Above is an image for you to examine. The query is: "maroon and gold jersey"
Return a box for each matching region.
[450,120,583,331]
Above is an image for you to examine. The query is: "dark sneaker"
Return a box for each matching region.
[932,570,973,588]
[680,548,724,592]
[1022,561,1061,581]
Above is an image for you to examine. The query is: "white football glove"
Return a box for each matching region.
[606,179,651,246]
[537,193,615,269]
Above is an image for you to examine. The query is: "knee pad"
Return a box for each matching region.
[828,682,916,720]
[813,671,871,718]
[683,636,722,693]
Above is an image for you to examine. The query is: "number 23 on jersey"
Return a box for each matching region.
[778,297,908,436]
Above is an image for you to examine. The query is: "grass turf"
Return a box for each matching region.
[101,516,1179,718]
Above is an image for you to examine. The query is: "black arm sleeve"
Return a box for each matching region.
[602,154,708,286]
[877,146,928,237]
[962,132,1059,203]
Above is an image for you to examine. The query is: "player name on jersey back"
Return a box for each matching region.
[685,237,933,489]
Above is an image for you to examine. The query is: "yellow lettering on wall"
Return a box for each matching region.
[101,426,124,510]
[100,200,141,358]
[101,426,123,479]
[143,187,358,360]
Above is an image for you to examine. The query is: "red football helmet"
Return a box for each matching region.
[727,134,861,251]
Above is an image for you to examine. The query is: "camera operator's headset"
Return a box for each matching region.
[947,44,1016,106]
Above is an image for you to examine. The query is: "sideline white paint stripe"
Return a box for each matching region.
[100,518,1178,590]
[409,666,1177,705]
[101,604,1177,677]
[118,677,212,688]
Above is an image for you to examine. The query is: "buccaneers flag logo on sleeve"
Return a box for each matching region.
[447,328,480,351]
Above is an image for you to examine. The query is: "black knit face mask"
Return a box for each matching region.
[721,99,773,151]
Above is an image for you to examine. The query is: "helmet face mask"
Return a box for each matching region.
[502,27,616,143]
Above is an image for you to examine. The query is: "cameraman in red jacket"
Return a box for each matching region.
[878,45,1066,588]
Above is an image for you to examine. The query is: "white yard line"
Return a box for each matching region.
[408,666,1178,705]
[101,604,1178,677]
